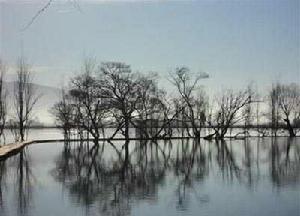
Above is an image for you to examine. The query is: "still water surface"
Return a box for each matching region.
[0,131,299,216]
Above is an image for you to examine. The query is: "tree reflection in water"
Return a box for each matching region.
[215,140,241,182]
[0,158,7,215]
[53,137,300,216]
[0,149,34,216]
[53,139,168,216]
[51,137,300,215]
[270,137,300,186]
[15,150,34,216]
[0,137,299,216]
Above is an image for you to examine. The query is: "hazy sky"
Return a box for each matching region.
[0,0,299,93]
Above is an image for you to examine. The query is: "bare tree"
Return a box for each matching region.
[269,83,281,136]
[68,59,107,144]
[13,58,39,142]
[276,83,300,137]
[170,67,209,138]
[98,62,147,165]
[134,73,167,138]
[207,89,253,140]
[0,60,7,141]
[254,89,268,137]
[242,84,256,136]
[51,88,74,140]
[99,62,140,141]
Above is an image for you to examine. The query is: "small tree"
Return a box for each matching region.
[269,84,281,136]
[13,58,39,141]
[276,83,300,137]
[99,62,140,141]
[207,89,252,140]
[69,59,108,144]
[134,73,166,138]
[242,84,255,135]
[52,89,74,140]
[170,67,209,138]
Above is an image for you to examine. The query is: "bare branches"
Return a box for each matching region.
[52,60,299,143]
[207,88,253,139]
[13,58,39,141]
[270,83,300,137]
[69,59,107,143]
[21,0,82,31]
[170,67,209,138]
[21,0,54,31]
[51,88,74,139]
[99,62,140,142]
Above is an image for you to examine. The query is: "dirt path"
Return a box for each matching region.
[0,141,33,160]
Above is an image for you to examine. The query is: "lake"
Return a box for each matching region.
[0,130,299,216]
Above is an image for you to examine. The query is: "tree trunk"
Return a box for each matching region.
[124,117,129,140]
[124,117,130,166]
[19,121,24,142]
[284,118,295,137]
[194,129,200,139]
[93,136,99,145]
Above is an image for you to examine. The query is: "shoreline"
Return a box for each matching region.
[0,135,299,161]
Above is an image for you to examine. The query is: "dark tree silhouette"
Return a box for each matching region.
[207,89,253,140]
[69,59,107,144]
[170,67,209,138]
[99,62,141,140]
[276,83,300,137]
[134,73,168,138]
[51,88,74,140]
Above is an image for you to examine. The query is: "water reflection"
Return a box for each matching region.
[0,137,299,216]
[15,151,34,216]
[270,137,300,186]
[53,140,167,215]
[0,158,6,215]
[215,140,241,182]
[51,137,300,216]
[0,149,35,216]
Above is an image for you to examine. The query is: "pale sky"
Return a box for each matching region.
[0,0,299,93]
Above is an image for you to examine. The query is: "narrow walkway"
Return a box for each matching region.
[0,140,34,160]
[0,136,195,160]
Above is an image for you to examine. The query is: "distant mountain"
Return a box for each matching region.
[4,82,61,125]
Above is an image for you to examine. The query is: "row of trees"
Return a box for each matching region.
[0,58,39,143]
[0,58,298,144]
[52,60,300,144]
